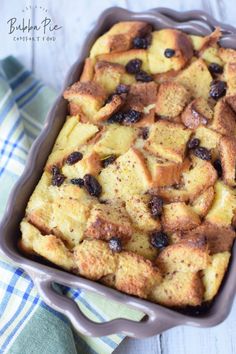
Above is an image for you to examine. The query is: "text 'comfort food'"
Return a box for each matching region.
[19,22,236,310]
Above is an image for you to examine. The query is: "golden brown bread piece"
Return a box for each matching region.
[115,252,162,298]
[175,59,212,99]
[80,58,95,82]
[210,99,236,136]
[124,230,158,261]
[145,120,192,163]
[190,28,221,53]
[177,222,236,255]
[156,236,209,273]
[206,181,236,227]
[224,62,236,95]
[161,202,201,232]
[148,29,193,74]
[226,94,236,113]
[150,271,204,307]
[181,97,214,129]
[84,202,133,242]
[220,136,236,187]
[202,251,230,301]
[155,82,191,118]
[90,21,152,58]
[191,187,215,217]
[193,126,221,160]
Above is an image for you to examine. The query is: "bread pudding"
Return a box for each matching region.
[19,22,236,309]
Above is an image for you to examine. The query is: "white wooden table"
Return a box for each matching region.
[1,0,236,353]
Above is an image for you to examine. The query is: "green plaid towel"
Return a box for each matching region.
[0,56,142,354]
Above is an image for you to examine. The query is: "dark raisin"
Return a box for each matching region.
[187,138,200,149]
[107,111,126,124]
[132,37,149,49]
[102,155,116,168]
[193,147,212,161]
[123,109,142,124]
[150,231,169,249]
[115,84,130,94]
[51,165,60,176]
[52,174,65,187]
[71,178,84,187]
[164,48,175,58]
[149,196,163,219]
[66,151,83,165]
[108,237,122,253]
[213,159,223,178]
[140,127,149,140]
[208,63,223,76]
[135,70,153,82]
[125,59,142,74]
[209,80,227,100]
[83,174,102,197]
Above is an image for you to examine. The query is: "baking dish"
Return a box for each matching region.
[1,7,236,338]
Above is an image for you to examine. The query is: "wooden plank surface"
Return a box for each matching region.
[1,1,236,353]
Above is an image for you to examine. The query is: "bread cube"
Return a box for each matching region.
[191,187,215,217]
[218,47,236,63]
[84,202,133,242]
[93,124,136,156]
[63,81,106,120]
[93,94,125,122]
[211,99,236,136]
[189,28,221,52]
[206,181,236,227]
[145,121,192,163]
[20,220,74,270]
[73,240,118,280]
[155,82,191,117]
[150,271,204,307]
[156,237,209,273]
[125,194,161,232]
[157,187,190,203]
[98,148,151,201]
[124,230,158,261]
[46,117,99,169]
[182,158,217,201]
[148,29,193,74]
[90,21,152,58]
[182,222,236,254]
[115,252,162,298]
[226,94,236,113]
[193,126,221,159]
[181,97,214,129]
[162,202,201,232]
[62,150,101,179]
[146,154,190,188]
[202,252,230,301]
[220,136,236,186]
[175,59,212,99]
[97,49,149,72]
[94,61,127,94]
[225,62,236,95]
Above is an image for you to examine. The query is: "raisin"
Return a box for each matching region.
[51,165,60,176]
[150,231,169,249]
[132,36,149,49]
[209,80,227,100]
[66,151,83,165]
[164,48,175,58]
[83,174,102,197]
[149,196,163,219]
[108,237,122,252]
[208,63,223,76]
[52,174,65,187]
[107,111,126,124]
[140,127,149,140]
[193,147,211,161]
[187,138,200,149]
[135,70,153,82]
[125,59,142,74]
[123,109,142,124]
[115,84,130,94]
[71,178,84,187]
[213,159,223,178]
[102,155,116,168]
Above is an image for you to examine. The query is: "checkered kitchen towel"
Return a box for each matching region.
[0,56,142,354]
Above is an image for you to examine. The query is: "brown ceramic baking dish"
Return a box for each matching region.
[1,7,236,338]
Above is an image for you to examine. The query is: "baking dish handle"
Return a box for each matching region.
[34,277,177,338]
